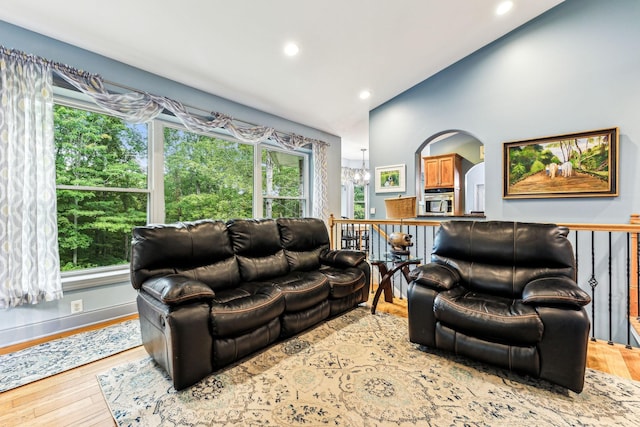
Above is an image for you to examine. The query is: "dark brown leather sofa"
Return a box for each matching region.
[407,220,592,393]
[130,217,370,390]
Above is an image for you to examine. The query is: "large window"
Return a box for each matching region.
[54,98,310,277]
[164,127,254,222]
[262,148,308,218]
[54,103,148,271]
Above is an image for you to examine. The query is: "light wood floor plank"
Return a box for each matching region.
[622,347,640,380]
[0,347,146,426]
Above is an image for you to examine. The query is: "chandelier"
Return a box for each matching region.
[353,148,370,185]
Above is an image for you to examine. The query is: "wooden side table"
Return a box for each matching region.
[370,257,422,314]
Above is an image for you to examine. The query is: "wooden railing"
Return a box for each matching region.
[328,214,640,349]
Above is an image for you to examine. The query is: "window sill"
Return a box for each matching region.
[61,267,130,291]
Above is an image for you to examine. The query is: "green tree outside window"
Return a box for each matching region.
[164,128,254,222]
[55,105,148,271]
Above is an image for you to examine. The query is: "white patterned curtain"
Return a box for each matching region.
[311,142,329,220]
[57,71,330,221]
[0,50,62,308]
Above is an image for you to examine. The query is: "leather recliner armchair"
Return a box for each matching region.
[407,220,592,393]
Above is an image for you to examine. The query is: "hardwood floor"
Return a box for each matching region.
[0,346,147,426]
[0,289,638,426]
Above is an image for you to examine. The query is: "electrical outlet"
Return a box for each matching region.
[70,299,83,314]
[370,207,376,214]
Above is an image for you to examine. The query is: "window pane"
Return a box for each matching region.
[54,104,149,271]
[261,148,305,218]
[354,185,365,202]
[57,190,147,271]
[54,105,147,188]
[164,128,254,222]
[354,185,365,219]
[263,198,304,218]
[262,150,303,197]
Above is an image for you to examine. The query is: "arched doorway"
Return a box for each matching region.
[415,130,485,216]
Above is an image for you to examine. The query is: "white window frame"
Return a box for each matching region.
[257,143,310,218]
[53,91,311,289]
[353,183,369,220]
[54,91,152,290]
[158,120,258,223]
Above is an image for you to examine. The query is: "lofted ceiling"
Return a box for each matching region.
[0,0,563,161]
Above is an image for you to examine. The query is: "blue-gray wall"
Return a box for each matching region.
[370,0,640,224]
[0,20,343,345]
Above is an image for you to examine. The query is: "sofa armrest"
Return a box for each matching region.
[522,277,591,308]
[320,249,366,268]
[141,274,215,306]
[409,263,460,291]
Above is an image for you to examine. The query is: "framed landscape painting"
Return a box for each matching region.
[503,127,619,199]
[375,164,406,193]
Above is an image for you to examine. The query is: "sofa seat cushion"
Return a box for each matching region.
[434,287,543,345]
[272,271,331,312]
[210,283,285,337]
[319,266,365,299]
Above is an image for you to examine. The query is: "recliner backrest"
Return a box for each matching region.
[226,218,290,282]
[432,220,575,298]
[277,217,330,271]
[130,219,241,291]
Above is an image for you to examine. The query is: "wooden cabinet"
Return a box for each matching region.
[423,153,464,216]
[423,153,462,189]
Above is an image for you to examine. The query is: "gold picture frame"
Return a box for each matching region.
[503,127,619,199]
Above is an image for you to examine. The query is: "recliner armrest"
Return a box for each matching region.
[409,263,460,291]
[141,274,215,306]
[320,249,366,268]
[522,277,591,308]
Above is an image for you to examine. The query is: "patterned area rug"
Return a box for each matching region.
[0,319,141,392]
[98,308,640,426]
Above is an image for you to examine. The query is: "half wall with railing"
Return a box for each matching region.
[329,214,640,350]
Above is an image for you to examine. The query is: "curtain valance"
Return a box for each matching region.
[1,46,330,220]
[59,72,329,220]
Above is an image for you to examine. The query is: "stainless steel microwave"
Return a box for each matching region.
[423,189,454,216]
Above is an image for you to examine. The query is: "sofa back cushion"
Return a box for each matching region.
[130,220,240,291]
[277,217,330,271]
[227,219,290,281]
[432,220,575,298]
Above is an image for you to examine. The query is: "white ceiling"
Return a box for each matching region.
[0,0,563,161]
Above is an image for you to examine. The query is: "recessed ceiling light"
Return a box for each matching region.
[359,90,371,100]
[496,1,513,16]
[284,42,299,56]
